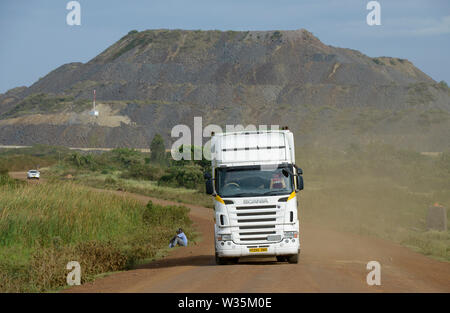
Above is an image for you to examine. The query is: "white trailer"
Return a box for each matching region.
[204,130,303,264]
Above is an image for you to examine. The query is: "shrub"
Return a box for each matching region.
[150,134,166,164]
[111,148,142,168]
[170,145,211,172]
[70,153,94,168]
[271,31,282,41]
[158,165,204,190]
[121,164,162,180]
[436,80,449,91]
[104,177,117,185]
[372,58,383,65]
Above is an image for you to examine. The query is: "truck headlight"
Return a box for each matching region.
[284,231,298,239]
[217,234,231,241]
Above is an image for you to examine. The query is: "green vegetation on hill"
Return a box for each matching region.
[3,93,91,118]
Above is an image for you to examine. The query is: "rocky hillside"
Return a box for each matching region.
[0,29,449,151]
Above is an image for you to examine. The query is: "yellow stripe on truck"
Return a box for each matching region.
[215,195,225,204]
[287,191,296,201]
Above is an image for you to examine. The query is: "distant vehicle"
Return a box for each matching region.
[27,170,40,180]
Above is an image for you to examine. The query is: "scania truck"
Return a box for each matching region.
[204,130,303,265]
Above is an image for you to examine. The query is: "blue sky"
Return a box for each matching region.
[0,0,449,93]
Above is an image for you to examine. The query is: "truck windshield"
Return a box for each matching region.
[216,165,294,198]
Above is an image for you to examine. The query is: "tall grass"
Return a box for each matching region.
[297,144,450,261]
[49,168,213,208]
[0,180,193,292]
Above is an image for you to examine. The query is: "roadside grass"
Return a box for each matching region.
[301,174,450,262]
[46,165,213,208]
[298,145,450,262]
[0,177,195,292]
[0,145,71,171]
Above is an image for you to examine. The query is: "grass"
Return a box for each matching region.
[297,144,450,262]
[0,145,71,171]
[0,176,195,292]
[47,167,212,208]
[3,93,82,118]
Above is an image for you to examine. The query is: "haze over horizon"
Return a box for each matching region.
[0,0,449,94]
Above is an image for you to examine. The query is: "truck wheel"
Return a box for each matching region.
[215,253,227,265]
[276,256,286,262]
[229,257,239,264]
[287,254,299,264]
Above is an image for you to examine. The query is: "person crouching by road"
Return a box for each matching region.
[169,228,188,248]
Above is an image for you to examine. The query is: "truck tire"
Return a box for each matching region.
[215,254,239,265]
[215,253,227,265]
[276,256,286,262]
[287,253,299,264]
[229,257,239,264]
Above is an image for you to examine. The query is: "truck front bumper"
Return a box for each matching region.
[216,238,300,258]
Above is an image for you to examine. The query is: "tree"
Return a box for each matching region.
[150,133,166,164]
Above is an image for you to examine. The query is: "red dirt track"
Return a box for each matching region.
[10,172,450,292]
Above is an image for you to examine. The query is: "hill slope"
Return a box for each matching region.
[1,29,449,150]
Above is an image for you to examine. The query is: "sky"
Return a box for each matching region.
[0,0,449,93]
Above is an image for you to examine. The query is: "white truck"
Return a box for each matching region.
[204,130,303,265]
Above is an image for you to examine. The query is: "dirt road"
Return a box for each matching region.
[10,172,450,292]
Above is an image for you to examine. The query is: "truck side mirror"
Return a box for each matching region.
[295,166,303,175]
[205,179,214,195]
[204,172,214,195]
[296,175,304,191]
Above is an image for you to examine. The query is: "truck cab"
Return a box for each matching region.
[204,130,303,264]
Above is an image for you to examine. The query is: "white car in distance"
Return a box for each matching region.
[27,170,40,180]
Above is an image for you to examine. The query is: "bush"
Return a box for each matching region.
[70,153,95,168]
[158,165,204,190]
[437,80,448,90]
[170,145,210,172]
[372,58,383,65]
[150,134,166,164]
[111,148,142,168]
[104,177,117,185]
[121,164,162,180]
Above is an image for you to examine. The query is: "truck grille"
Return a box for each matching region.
[229,204,282,244]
